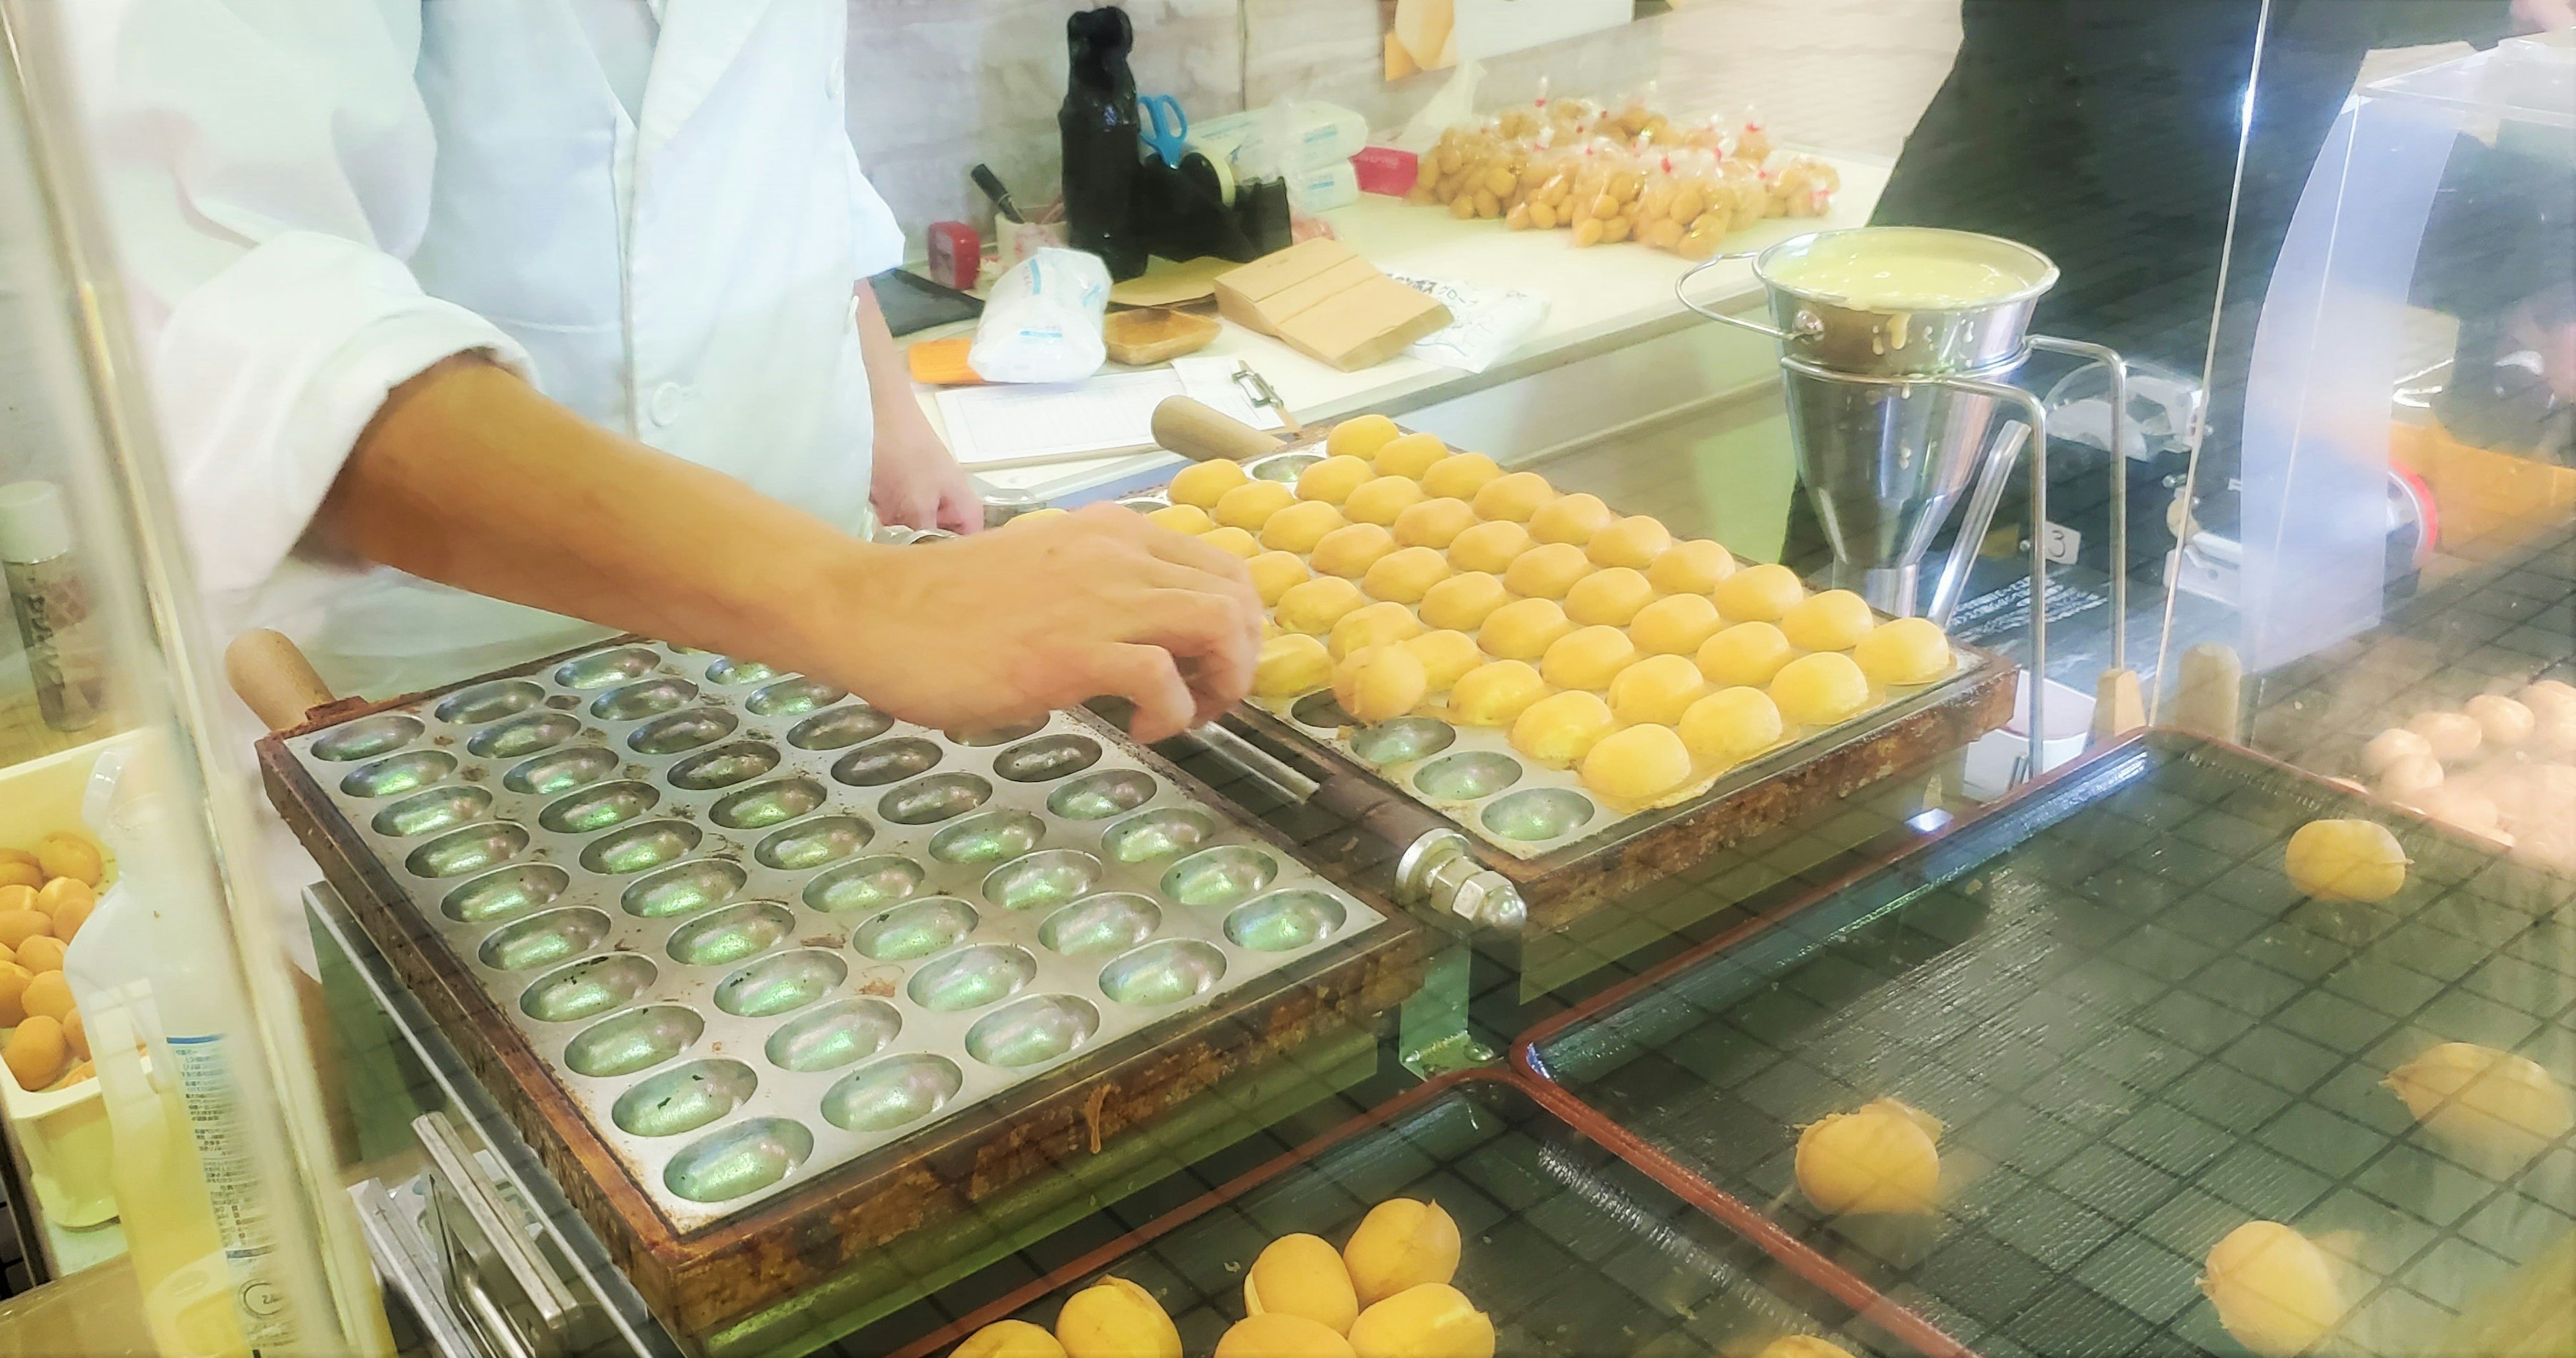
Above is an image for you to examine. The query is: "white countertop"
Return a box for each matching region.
[924,152,1891,504]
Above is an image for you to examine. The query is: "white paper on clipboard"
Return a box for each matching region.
[935,358,1287,469]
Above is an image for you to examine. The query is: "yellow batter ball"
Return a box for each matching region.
[1276,576,1366,634]
[1587,516,1673,570]
[1680,687,1785,765]
[1248,551,1311,606]
[1419,572,1511,632]
[1215,479,1299,532]
[1564,567,1658,628]
[1254,634,1334,698]
[1405,630,1485,693]
[1715,561,1807,623]
[1326,414,1403,463]
[1529,492,1615,547]
[1511,691,1616,767]
[1330,601,1425,659]
[1199,526,1260,559]
[1446,520,1534,575]
[1697,622,1796,687]
[1648,539,1737,594]
[1311,524,1398,579]
[1630,594,1723,656]
[1334,646,1429,726]
[1540,626,1639,691]
[1392,497,1479,550]
[1343,476,1428,528]
[1297,455,1378,506]
[1007,507,1069,526]
[1851,617,1953,687]
[1795,1099,1942,1215]
[1169,459,1249,510]
[1373,431,1449,479]
[1260,500,1347,554]
[1770,651,1871,726]
[2284,819,2408,902]
[1503,543,1595,600]
[1145,502,1213,535]
[2201,1223,2342,1358]
[1472,471,1556,523]
[1580,723,1694,804]
[1362,546,1453,604]
[1419,453,1503,501]
[1448,661,1549,728]
[1780,589,1876,653]
[1609,654,1707,727]
[1478,598,1575,661]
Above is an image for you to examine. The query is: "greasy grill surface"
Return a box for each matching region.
[1525,733,2576,1357]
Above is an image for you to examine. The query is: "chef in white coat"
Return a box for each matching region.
[70,0,1258,739]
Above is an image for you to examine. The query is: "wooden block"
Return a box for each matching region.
[1276,276,1452,372]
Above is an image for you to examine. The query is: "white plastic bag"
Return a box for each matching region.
[968,248,1110,384]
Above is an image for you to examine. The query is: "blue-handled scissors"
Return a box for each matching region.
[1139,94,1189,168]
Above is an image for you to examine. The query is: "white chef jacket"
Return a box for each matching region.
[67,0,906,699]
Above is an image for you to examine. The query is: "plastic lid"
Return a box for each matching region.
[0,480,71,563]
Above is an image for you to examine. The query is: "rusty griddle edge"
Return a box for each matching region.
[256,638,1430,1341]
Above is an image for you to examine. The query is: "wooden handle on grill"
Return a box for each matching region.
[1151,396,1287,464]
[227,628,337,733]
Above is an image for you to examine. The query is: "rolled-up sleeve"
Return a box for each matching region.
[61,0,527,600]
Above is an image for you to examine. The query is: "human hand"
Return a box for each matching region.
[825,505,1262,742]
[871,403,983,534]
[2514,0,2576,33]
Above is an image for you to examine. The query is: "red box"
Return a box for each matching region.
[1352,145,1419,197]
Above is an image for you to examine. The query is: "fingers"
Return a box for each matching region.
[873,488,933,532]
[938,485,984,535]
[1083,643,1197,743]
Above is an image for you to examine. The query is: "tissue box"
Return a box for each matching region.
[1214,240,1450,372]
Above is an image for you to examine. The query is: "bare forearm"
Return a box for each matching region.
[853,281,919,426]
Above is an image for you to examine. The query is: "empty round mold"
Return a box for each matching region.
[628,708,737,754]
[437,679,545,725]
[468,712,581,760]
[1224,889,1347,952]
[478,907,612,972]
[981,850,1102,912]
[372,785,493,838]
[788,705,894,751]
[964,995,1099,1068]
[505,746,620,796]
[1413,751,1523,801]
[1348,718,1457,767]
[1102,808,1218,864]
[713,949,847,1018]
[1159,846,1278,909]
[621,860,747,919]
[406,823,529,879]
[754,815,873,871]
[310,714,423,761]
[564,1005,704,1078]
[835,738,947,789]
[746,678,845,718]
[667,742,780,791]
[519,954,657,1023]
[1098,939,1227,1007]
[1251,451,1320,482]
[704,657,782,686]
[1291,693,1355,728]
[822,1054,962,1133]
[539,781,660,834]
[554,646,661,690]
[665,901,794,967]
[1038,894,1161,958]
[929,811,1044,866]
[340,750,458,798]
[591,679,699,722]
[580,819,702,874]
[1047,770,1157,820]
[803,856,924,914]
[710,777,826,830]
[764,998,901,1073]
[947,719,1048,746]
[613,1059,757,1138]
[879,773,992,826]
[905,943,1036,1012]
[852,897,978,961]
[662,1117,812,1204]
[442,864,572,923]
[991,734,1102,783]
[1480,787,1597,842]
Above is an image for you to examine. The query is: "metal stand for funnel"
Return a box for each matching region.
[1677,278,2128,785]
